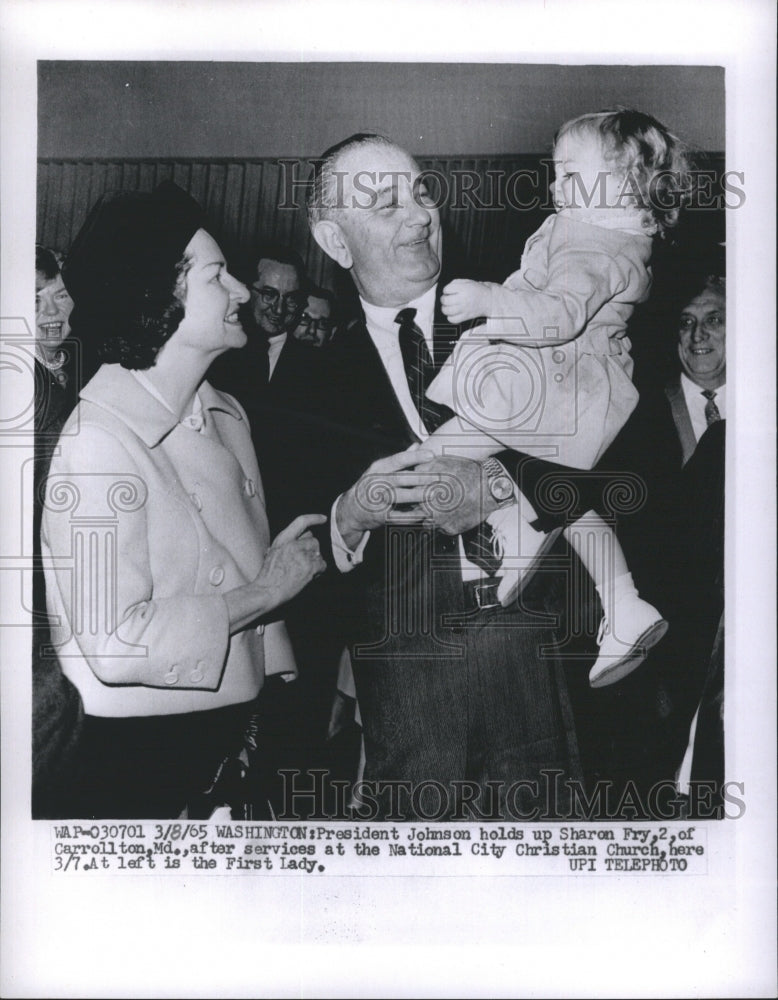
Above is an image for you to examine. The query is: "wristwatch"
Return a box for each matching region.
[482,458,515,508]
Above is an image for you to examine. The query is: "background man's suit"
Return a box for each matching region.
[572,374,726,804]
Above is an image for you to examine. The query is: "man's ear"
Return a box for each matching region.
[312,220,353,270]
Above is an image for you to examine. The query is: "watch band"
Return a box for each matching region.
[482,458,515,507]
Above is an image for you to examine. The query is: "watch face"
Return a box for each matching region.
[490,475,514,502]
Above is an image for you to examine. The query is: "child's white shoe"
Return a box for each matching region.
[589,595,668,688]
[490,505,562,607]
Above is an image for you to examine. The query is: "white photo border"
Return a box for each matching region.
[1,1,775,998]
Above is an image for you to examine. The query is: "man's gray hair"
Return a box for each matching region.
[306,132,398,227]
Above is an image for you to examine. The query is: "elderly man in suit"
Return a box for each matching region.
[583,271,726,812]
[304,133,583,820]
[665,274,726,811]
[667,274,726,462]
[603,274,726,587]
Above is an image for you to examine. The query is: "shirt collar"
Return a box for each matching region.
[361,284,437,344]
[80,363,243,447]
[131,369,208,433]
[558,204,656,237]
[681,372,726,399]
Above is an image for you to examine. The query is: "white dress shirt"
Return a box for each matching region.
[681,373,726,443]
[267,333,287,379]
[360,286,437,442]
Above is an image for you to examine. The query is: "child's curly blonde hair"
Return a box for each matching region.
[555,108,692,236]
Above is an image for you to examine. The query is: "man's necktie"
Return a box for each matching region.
[702,389,721,426]
[395,308,501,577]
[395,307,451,435]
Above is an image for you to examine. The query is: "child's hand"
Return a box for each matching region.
[441,279,490,325]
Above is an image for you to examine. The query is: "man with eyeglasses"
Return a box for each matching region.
[209,243,306,404]
[237,255,348,814]
[590,268,726,816]
[291,287,336,349]
[247,245,307,379]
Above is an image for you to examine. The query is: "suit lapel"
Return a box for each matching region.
[665,379,698,466]
[341,280,472,446]
[345,313,419,447]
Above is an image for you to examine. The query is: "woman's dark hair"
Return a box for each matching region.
[89,253,192,371]
[63,183,206,371]
[35,245,63,282]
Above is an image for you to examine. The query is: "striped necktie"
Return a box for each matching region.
[395,307,452,435]
[395,308,501,576]
[702,389,721,426]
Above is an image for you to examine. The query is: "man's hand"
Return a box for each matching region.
[441,279,492,325]
[407,455,497,535]
[336,448,435,549]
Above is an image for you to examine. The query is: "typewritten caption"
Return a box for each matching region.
[50,822,708,876]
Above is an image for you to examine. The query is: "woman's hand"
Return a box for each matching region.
[224,514,327,630]
[256,514,328,605]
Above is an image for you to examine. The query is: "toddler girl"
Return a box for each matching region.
[425,108,690,687]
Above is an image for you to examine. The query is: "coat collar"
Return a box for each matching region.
[665,376,698,467]
[79,363,243,448]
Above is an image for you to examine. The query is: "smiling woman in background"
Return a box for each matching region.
[40,182,326,819]
[34,245,77,433]
[33,246,85,818]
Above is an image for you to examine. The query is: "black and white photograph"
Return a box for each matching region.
[1,1,775,997]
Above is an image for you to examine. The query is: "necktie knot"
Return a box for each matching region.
[701,389,721,426]
[395,307,417,327]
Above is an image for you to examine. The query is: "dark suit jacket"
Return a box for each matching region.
[33,351,84,817]
[663,377,699,467]
[589,377,725,791]
[601,378,688,606]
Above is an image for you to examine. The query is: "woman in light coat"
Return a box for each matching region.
[41,183,326,818]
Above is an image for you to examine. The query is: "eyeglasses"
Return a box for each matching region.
[297,313,333,333]
[250,286,304,312]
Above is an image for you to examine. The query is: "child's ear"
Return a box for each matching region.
[312,220,353,270]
